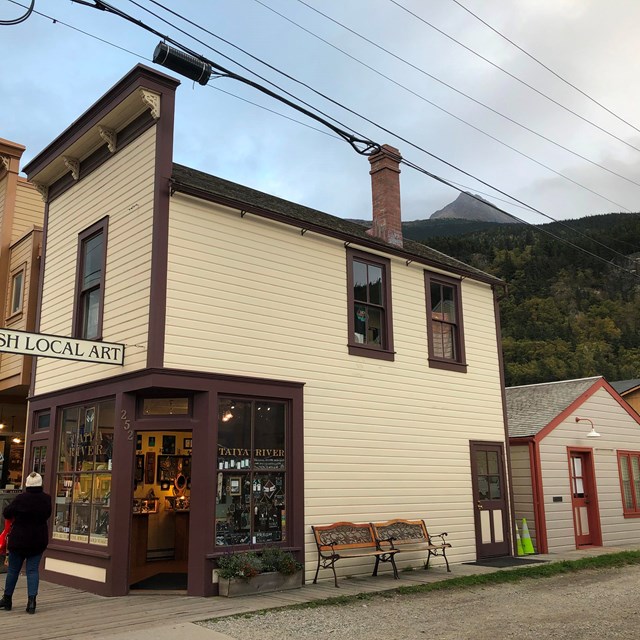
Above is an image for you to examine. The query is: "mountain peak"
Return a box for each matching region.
[430,192,516,224]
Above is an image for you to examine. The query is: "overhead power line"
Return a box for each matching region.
[13,0,640,276]
[387,0,640,156]
[255,0,638,211]
[450,0,640,137]
[0,0,34,24]
[76,0,640,273]
[135,0,636,214]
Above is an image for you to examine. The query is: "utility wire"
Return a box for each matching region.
[280,0,640,193]
[254,0,637,212]
[95,0,640,269]
[387,0,640,155]
[71,0,379,156]
[401,156,640,271]
[137,0,635,217]
[7,0,341,142]
[19,0,640,274]
[450,0,640,137]
[0,0,34,24]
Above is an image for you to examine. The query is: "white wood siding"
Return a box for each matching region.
[165,194,507,579]
[34,127,156,395]
[12,180,43,241]
[540,387,640,552]
[509,444,538,549]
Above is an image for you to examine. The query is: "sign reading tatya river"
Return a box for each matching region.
[0,328,124,365]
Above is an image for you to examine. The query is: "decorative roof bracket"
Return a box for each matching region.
[98,126,117,153]
[140,89,161,120]
[63,156,80,181]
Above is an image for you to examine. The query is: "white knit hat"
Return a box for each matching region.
[25,472,43,488]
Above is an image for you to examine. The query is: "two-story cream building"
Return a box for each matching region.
[20,65,511,596]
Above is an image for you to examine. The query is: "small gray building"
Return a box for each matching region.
[508,376,640,554]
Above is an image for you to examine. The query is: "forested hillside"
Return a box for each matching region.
[420,213,640,387]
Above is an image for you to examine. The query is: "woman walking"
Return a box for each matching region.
[0,472,51,614]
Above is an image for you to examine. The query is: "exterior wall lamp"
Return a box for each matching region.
[575,416,601,438]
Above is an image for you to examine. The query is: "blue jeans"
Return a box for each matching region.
[4,551,42,597]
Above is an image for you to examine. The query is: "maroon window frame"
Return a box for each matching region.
[618,451,640,517]
[424,271,467,373]
[73,217,108,340]
[346,247,394,361]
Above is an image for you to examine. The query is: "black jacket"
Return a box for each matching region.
[3,487,52,557]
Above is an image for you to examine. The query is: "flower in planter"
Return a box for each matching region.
[217,551,262,581]
[217,548,302,581]
[258,547,303,576]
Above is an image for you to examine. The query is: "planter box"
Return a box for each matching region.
[218,570,303,597]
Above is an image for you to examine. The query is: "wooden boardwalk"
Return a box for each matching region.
[0,545,635,640]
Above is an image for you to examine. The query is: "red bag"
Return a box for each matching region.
[0,518,12,555]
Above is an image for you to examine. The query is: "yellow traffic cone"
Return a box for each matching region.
[521,518,535,555]
[515,522,524,556]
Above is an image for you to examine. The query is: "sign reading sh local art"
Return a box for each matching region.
[0,328,124,366]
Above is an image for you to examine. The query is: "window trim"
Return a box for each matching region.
[214,396,290,549]
[6,262,27,321]
[424,271,467,373]
[73,217,108,340]
[617,450,640,517]
[346,248,394,361]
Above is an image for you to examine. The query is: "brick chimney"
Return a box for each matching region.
[367,144,403,247]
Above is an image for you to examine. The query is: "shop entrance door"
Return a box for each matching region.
[470,441,511,559]
[568,448,601,548]
[129,430,191,590]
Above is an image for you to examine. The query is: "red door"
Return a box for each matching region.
[568,449,601,548]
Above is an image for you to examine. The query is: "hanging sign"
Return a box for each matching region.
[0,328,124,365]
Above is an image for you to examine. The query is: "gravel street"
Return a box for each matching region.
[201,564,640,640]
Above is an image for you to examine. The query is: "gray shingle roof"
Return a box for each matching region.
[171,163,502,285]
[610,379,640,395]
[506,377,601,438]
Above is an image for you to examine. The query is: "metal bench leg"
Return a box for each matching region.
[442,549,451,572]
[390,555,399,579]
[330,558,339,587]
[425,549,432,570]
[313,556,321,584]
[373,556,380,577]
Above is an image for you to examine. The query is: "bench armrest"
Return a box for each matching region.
[375,536,397,550]
[428,532,449,545]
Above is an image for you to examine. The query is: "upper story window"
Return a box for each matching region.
[9,268,25,317]
[346,248,394,361]
[74,218,108,340]
[618,451,640,517]
[425,271,467,373]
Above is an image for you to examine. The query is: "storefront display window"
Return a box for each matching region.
[215,399,287,547]
[53,400,114,546]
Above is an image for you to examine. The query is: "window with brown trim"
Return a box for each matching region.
[618,451,640,516]
[425,271,467,373]
[215,398,288,547]
[53,400,114,546]
[8,266,25,318]
[346,248,394,361]
[73,218,108,340]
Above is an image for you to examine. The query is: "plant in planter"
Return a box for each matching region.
[216,548,303,597]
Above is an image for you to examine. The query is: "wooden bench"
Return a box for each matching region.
[312,521,400,587]
[372,519,451,572]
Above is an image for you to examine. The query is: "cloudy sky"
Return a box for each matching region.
[2,0,640,224]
